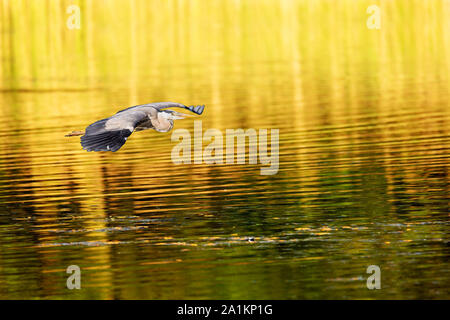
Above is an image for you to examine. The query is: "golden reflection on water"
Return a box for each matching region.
[0,0,449,299]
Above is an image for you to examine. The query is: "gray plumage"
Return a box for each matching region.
[79,102,204,152]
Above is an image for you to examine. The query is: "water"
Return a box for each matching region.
[0,0,449,299]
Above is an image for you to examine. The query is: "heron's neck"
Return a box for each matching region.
[154,115,173,132]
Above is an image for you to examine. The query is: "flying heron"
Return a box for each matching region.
[66,102,205,152]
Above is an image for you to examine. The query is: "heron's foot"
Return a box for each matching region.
[65,130,85,137]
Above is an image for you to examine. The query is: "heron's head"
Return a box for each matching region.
[159,110,191,120]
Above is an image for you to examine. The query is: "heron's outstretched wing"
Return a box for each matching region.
[116,102,205,116]
[81,109,150,152]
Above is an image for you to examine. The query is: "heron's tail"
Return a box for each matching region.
[65,131,85,137]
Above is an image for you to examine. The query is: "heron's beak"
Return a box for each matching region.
[171,111,193,120]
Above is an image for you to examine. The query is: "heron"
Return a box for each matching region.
[66,102,205,152]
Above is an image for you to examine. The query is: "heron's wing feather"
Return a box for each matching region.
[81,129,132,152]
[82,110,149,152]
[184,105,205,115]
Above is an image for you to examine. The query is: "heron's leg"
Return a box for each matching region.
[65,130,85,137]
